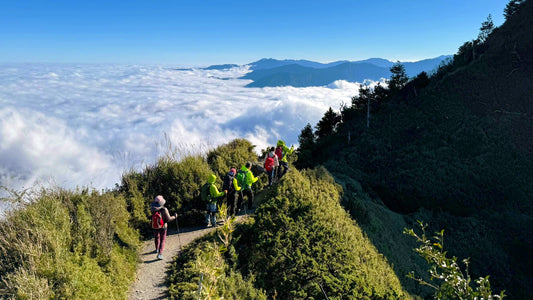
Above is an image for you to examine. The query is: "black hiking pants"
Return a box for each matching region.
[238,189,254,210]
[227,191,237,216]
[278,161,289,179]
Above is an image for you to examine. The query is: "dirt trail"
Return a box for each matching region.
[127,213,251,300]
[128,189,266,300]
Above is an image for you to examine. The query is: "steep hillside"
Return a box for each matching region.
[302,1,533,298]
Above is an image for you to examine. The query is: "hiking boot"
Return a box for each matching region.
[157,254,164,260]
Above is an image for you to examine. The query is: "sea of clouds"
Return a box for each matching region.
[0,63,375,196]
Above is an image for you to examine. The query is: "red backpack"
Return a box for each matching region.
[275,146,283,160]
[151,211,164,229]
[264,156,275,171]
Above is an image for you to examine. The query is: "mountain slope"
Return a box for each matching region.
[305,1,533,298]
[242,56,451,87]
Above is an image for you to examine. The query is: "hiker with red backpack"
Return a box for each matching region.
[150,195,177,260]
[275,140,294,180]
[222,168,241,216]
[201,174,226,227]
[236,162,259,212]
[263,148,278,187]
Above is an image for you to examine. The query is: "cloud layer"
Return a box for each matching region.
[0,63,366,193]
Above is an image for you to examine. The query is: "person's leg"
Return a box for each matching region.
[237,192,243,213]
[280,162,289,178]
[245,189,254,209]
[228,192,236,216]
[158,228,167,254]
[206,204,211,226]
[154,229,160,252]
[209,203,217,226]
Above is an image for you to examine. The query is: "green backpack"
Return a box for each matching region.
[236,170,248,189]
[200,183,212,203]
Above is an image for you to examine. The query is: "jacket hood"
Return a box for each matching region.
[277,140,285,147]
[241,165,249,172]
[208,174,217,184]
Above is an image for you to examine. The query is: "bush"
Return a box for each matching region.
[404,221,506,299]
[241,167,409,299]
[0,188,139,299]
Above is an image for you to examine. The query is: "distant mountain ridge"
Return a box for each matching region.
[204,55,451,87]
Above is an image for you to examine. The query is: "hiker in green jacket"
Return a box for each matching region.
[236,162,259,211]
[204,174,226,227]
[275,140,294,180]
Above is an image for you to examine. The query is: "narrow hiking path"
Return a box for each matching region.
[127,189,267,300]
[128,214,251,300]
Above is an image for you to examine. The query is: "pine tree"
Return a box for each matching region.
[315,107,341,139]
[477,14,494,43]
[388,62,408,96]
[504,0,525,20]
[296,123,316,168]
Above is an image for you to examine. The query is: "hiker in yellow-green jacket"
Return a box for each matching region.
[275,140,294,180]
[202,174,226,227]
[236,162,258,212]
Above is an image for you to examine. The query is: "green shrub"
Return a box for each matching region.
[167,233,266,300]
[241,167,409,299]
[404,221,506,299]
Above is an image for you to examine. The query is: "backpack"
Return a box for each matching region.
[264,157,275,171]
[236,170,247,189]
[200,182,212,203]
[222,174,235,193]
[151,211,164,229]
[275,146,283,160]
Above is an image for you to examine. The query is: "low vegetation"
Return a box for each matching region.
[0,189,139,299]
[167,167,410,299]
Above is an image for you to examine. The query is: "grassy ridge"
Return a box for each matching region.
[167,166,410,299]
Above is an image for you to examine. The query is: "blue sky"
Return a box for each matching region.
[1,0,508,66]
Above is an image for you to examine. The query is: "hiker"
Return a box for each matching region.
[202,174,226,227]
[275,140,294,180]
[263,148,278,187]
[223,168,241,216]
[236,162,259,211]
[150,195,177,260]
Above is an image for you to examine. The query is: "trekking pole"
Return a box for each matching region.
[175,214,182,251]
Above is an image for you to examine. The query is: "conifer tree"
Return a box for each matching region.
[388,62,408,96]
[504,0,525,20]
[477,14,494,43]
[296,123,315,168]
[315,107,341,138]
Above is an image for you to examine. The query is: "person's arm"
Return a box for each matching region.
[284,145,294,156]
[233,177,241,191]
[163,207,176,222]
[247,170,259,184]
[210,184,225,198]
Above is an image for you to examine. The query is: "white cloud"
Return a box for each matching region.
[0,63,375,194]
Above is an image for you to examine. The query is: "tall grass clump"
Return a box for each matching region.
[0,188,139,299]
